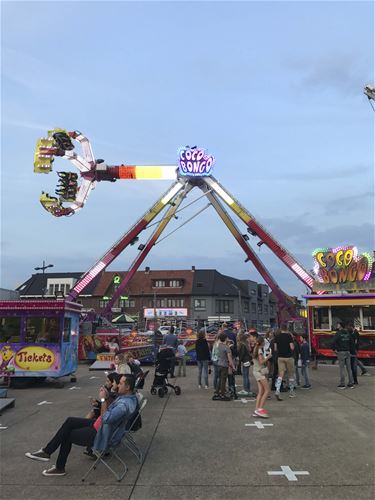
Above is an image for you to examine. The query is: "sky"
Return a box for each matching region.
[1,0,374,300]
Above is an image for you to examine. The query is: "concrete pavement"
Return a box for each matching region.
[0,363,374,499]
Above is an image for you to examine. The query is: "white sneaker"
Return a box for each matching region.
[205,385,209,389]
[237,390,248,396]
[198,385,202,389]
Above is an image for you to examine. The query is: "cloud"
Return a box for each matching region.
[323,191,374,216]
[286,52,372,97]
[4,118,52,131]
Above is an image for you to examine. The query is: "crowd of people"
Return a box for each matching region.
[24,321,370,475]
[155,320,369,419]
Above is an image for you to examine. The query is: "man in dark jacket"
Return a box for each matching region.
[332,322,354,389]
[164,326,178,377]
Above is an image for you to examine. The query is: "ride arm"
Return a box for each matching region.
[204,189,299,320]
[103,183,192,316]
[204,176,314,291]
[67,180,185,301]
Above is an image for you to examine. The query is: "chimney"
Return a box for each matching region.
[145,266,150,274]
[191,266,195,272]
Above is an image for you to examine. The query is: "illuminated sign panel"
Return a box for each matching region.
[312,246,373,286]
[144,308,188,318]
[178,146,214,177]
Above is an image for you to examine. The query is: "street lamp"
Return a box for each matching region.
[34,260,54,273]
[34,261,54,298]
[232,283,245,328]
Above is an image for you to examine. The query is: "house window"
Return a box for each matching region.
[99,300,109,308]
[194,299,206,311]
[251,303,256,314]
[154,280,166,288]
[243,301,249,313]
[120,299,135,308]
[264,305,269,314]
[257,303,262,314]
[270,305,274,315]
[250,289,256,295]
[196,282,204,288]
[167,298,184,307]
[169,280,182,287]
[216,300,234,314]
[48,285,54,295]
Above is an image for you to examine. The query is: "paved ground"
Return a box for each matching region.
[0,363,374,500]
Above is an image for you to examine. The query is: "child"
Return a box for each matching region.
[300,335,312,389]
[176,340,187,377]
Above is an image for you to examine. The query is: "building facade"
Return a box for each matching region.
[16,267,279,330]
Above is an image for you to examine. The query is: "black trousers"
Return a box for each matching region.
[44,417,96,470]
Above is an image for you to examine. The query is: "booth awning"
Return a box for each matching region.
[112,313,135,323]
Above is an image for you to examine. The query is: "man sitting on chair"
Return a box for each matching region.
[25,374,138,476]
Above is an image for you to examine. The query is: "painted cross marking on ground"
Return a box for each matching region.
[37,401,53,406]
[245,421,274,429]
[235,398,253,404]
[69,386,81,390]
[267,466,310,481]
[89,376,98,379]
[0,425,8,430]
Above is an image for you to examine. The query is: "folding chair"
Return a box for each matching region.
[81,444,127,482]
[121,398,147,463]
[81,421,129,482]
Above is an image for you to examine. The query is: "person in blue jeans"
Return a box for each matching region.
[195,331,210,388]
[300,335,311,389]
[237,332,252,396]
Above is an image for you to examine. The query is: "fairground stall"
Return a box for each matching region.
[0,300,81,384]
[306,246,375,360]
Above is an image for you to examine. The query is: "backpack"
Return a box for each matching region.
[211,342,219,363]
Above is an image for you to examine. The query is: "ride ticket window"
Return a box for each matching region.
[313,307,329,330]
[0,317,21,342]
[362,305,375,331]
[331,306,361,331]
[26,317,60,343]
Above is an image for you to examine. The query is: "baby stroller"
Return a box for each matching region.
[150,346,181,398]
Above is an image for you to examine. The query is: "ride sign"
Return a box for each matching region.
[178,146,214,177]
[313,246,374,286]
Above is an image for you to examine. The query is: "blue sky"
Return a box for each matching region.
[1,1,374,299]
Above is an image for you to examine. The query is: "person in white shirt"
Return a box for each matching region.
[176,340,187,377]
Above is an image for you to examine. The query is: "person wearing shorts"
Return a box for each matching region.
[252,336,271,418]
[274,323,295,401]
